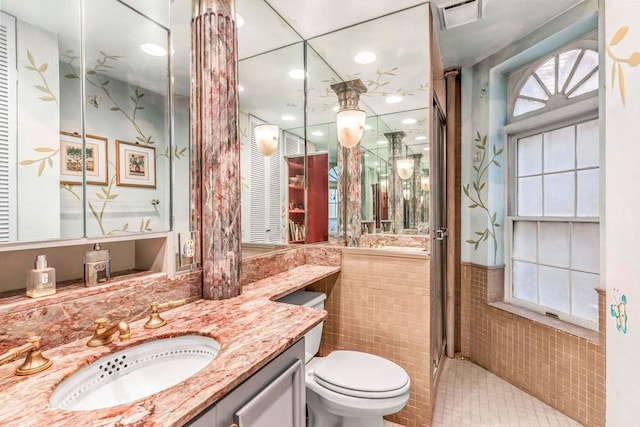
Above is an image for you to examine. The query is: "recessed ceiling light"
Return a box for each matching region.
[236,13,245,28]
[238,84,244,92]
[424,147,430,151]
[282,115,295,121]
[377,140,388,145]
[140,43,167,57]
[374,161,379,166]
[364,124,372,130]
[402,118,417,125]
[311,131,324,136]
[354,51,377,64]
[288,69,305,80]
[332,106,340,112]
[415,136,427,141]
[385,95,403,104]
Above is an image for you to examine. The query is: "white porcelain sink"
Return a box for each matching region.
[50,335,220,411]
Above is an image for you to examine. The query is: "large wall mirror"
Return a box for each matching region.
[0,0,172,245]
[236,1,431,248]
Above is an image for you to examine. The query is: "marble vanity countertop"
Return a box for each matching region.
[0,264,340,426]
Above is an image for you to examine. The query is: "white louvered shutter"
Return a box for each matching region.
[0,13,16,242]
[284,132,303,156]
[249,115,282,243]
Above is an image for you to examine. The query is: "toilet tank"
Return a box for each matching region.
[276,291,326,363]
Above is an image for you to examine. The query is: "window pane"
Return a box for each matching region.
[572,222,600,273]
[567,50,598,93]
[518,176,542,216]
[513,221,537,262]
[577,169,599,217]
[513,261,538,303]
[521,75,549,100]
[568,71,598,98]
[544,126,575,173]
[535,57,556,94]
[517,134,542,176]
[572,271,599,322]
[577,119,599,168]
[558,49,581,92]
[514,98,545,117]
[539,222,570,268]
[539,266,570,313]
[544,172,575,216]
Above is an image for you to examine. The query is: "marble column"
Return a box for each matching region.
[191,0,241,299]
[331,80,367,247]
[410,153,422,229]
[386,131,406,234]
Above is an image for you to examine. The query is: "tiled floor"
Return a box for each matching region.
[430,358,581,426]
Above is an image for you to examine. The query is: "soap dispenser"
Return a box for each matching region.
[84,243,111,287]
[26,255,56,298]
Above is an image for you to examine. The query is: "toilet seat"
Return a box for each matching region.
[313,351,410,399]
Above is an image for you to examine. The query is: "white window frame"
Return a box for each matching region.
[503,35,600,331]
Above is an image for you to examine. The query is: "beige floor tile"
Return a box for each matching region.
[431,359,582,427]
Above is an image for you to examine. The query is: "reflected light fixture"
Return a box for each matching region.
[421,176,430,191]
[281,115,295,121]
[403,188,411,201]
[288,69,305,80]
[254,124,279,156]
[238,84,245,92]
[396,158,414,180]
[364,124,373,130]
[140,43,167,57]
[376,140,388,145]
[311,131,324,136]
[236,12,245,28]
[402,118,417,125]
[380,179,388,192]
[415,135,427,141]
[330,79,368,148]
[354,51,377,64]
[385,95,403,104]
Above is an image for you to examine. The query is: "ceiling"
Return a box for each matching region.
[430,0,585,68]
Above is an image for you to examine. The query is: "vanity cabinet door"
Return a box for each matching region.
[234,360,304,427]
[186,338,305,427]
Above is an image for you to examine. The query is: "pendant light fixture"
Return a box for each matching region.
[421,176,430,191]
[330,79,368,148]
[254,124,279,156]
[396,158,414,180]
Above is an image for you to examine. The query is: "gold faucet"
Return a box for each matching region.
[87,318,131,347]
[0,336,53,376]
[144,299,186,329]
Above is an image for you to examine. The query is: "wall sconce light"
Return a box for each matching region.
[396,158,414,180]
[254,124,279,156]
[330,79,368,148]
[421,176,430,191]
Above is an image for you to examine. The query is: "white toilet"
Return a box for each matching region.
[277,291,411,427]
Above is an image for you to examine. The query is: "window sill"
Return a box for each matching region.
[488,301,599,343]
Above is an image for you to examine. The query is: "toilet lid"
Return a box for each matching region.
[313,351,409,398]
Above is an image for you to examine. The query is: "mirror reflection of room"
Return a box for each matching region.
[238,1,431,248]
[0,0,172,245]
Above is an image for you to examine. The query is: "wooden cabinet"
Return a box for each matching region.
[286,153,328,244]
[187,338,306,427]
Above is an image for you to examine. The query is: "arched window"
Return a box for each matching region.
[504,34,601,330]
[509,44,598,119]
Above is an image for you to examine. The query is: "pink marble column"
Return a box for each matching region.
[386,131,406,234]
[191,0,241,299]
[331,80,367,247]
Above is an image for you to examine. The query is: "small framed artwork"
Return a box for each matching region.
[115,140,156,188]
[60,131,108,186]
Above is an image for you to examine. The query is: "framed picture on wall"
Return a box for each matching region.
[60,131,108,186]
[115,140,156,188]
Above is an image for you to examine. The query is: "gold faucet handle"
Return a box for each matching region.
[144,299,186,329]
[13,336,53,376]
[94,317,108,331]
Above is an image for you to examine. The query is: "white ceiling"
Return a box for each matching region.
[431,0,586,68]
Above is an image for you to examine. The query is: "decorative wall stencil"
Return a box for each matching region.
[18,147,59,177]
[24,49,58,105]
[63,51,155,145]
[115,140,156,188]
[463,132,503,264]
[611,288,628,334]
[606,26,640,107]
[59,132,108,186]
